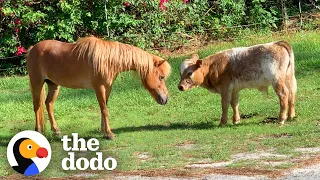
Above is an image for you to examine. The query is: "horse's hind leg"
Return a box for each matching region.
[45,80,61,136]
[272,79,289,125]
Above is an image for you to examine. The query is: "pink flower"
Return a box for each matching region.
[159,0,169,10]
[15,46,27,56]
[15,18,21,25]
[24,1,31,6]
[182,0,188,3]
[1,12,5,17]
[123,1,130,7]
[15,28,19,33]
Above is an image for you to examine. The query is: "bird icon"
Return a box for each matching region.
[12,138,48,176]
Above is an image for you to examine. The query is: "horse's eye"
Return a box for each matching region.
[159,76,165,80]
[187,72,193,76]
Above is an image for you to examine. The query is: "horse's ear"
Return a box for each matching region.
[154,60,167,67]
[196,60,202,68]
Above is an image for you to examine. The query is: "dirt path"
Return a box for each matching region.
[3,148,319,179]
[110,147,320,180]
[112,163,320,180]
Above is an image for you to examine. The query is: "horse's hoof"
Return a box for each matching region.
[54,131,62,138]
[233,120,241,125]
[279,119,285,125]
[219,122,227,127]
[104,133,115,140]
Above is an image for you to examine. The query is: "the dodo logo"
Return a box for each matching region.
[7,130,51,176]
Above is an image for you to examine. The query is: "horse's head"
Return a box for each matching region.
[141,55,171,105]
[178,54,204,91]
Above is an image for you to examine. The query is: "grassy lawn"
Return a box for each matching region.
[0,31,320,178]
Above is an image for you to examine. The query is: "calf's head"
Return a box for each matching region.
[178,54,204,91]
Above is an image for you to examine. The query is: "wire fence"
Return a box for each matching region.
[0,11,319,72]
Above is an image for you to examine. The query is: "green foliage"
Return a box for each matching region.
[0,0,319,75]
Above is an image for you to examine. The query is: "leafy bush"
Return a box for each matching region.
[0,0,318,75]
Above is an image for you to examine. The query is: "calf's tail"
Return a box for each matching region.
[275,40,297,94]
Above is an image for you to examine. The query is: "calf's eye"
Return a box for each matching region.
[159,76,164,80]
[187,72,193,76]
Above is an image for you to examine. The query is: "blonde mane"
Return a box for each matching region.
[72,36,154,79]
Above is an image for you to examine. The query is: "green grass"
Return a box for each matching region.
[1,31,320,177]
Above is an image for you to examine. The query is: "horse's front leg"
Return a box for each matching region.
[100,86,113,134]
[94,85,115,140]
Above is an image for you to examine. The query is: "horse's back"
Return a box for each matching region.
[27,40,95,89]
[27,40,74,65]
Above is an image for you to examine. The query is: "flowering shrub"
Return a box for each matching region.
[0,0,318,75]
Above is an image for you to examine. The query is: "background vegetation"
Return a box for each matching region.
[0,0,320,75]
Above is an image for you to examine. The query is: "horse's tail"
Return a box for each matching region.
[26,46,34,57]
[39,85,46,131]
[27,44,46,132]
[29,81,46,132]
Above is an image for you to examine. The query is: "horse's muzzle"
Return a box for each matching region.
[178,85,185,91]
[157,94,168,105]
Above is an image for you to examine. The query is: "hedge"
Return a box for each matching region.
[0,0,319,75]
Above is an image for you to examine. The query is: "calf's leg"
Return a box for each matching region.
[273,81,289,125]
[231,91,240,124]
[286,76,297,119]
[219,86,232,126]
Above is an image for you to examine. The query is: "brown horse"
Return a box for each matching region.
[26,36,171,140]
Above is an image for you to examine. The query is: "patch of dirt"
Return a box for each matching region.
[262,161,290,166]
[175,141,197,150]
[134,152,152,162]
[292,154,320,168]
[113,154,320,179]
[295,147,320,153]
[186,151,291,171]
[186,161,233,168]
[232,152,289,161]
[74,173,98,178]
[259,133,293,140]
[115,167,283,179]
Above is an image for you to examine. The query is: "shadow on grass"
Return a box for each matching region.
[111,121,219,134]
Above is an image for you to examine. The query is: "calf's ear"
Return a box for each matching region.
[196,60,202,68]
[191,54,199,60]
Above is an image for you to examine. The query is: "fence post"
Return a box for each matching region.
[104,0,110,37]
[299,0,302,28]
[281,0,288,32]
